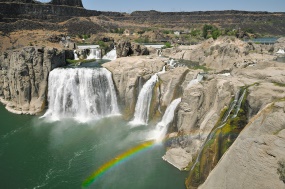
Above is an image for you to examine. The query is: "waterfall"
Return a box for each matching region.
[232,89,246,118]
[42,68,119,122]
[187,74,203,88]
[158,66,166,74]
[150,98,182,142]
[168,59,177,68]
[103,49,117,60]
[129,74,158,126]
[190,89,246,171]
[87,48,101,60]
[74,50,79,60]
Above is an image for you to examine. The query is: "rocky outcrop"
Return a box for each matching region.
[116,41,149,58]
[0,46,66,114]
[103,56,165,119]
[163,74,242,170]
[199,101,285,189]
[102,56,190,121]
[165,37,276,71]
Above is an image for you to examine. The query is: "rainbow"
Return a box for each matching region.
[82,140,155,187]
[82,131,203,188]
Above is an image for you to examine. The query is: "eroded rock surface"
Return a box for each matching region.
[0,46,66,114]
[199,102,285,189]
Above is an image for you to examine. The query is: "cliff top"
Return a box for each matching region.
[0,0,83,7]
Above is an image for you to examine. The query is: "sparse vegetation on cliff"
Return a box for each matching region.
[278,160,285,184]
[186,87,249,188]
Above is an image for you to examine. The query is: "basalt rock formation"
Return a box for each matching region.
[50,0,83,7]
[0,0,123,23]
[124,10,285,36]
[116,41,149,58]
[0,46,67,114]
[0,0,83,6]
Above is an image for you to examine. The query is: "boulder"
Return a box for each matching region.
[116,40,149,58]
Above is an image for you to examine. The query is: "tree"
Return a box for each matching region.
[202,24,214,39]
[202,24,221,39]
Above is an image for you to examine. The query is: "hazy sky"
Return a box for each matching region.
[81,0,285,12]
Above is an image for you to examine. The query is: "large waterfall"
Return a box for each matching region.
[42,68,119,122]
[129,74,158,126]
[150,98,182,142]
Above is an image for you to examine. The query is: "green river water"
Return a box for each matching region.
[0,104,186,189]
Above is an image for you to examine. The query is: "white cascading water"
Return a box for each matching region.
[190,89,246,171]
[149,98,182,142]
[158,66,166,74]
[187,74,203,88]
[87,48,101,60]
[168,59,177,68]
[42,68,119,122]
[74,50,79,60]
[103,49,117,60]
[129,74,158,126]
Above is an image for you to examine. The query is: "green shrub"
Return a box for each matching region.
[163,42,172,49]
[163,30,170,34]
[202,24,221,39]
[190,29,201,37]
[134,37,150,43]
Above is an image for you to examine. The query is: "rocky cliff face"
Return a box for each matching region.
[160,38,285,188]
[103,56,191,121]
[103,57,165,119]
[50,0,83,7]
[116,41,149,58]
[125,10,285,36]
[0,46,66,114]
[199,101,285,189]
[0,0,83,7]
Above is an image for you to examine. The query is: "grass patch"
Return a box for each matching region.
[273,82,285,87]
[178,59,211,72]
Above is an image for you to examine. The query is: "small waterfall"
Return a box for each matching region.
[187,74,203,88]
[168,59,177,68]
[158,66,166,74]
[130,74,158,126]
[137,76,144,95]
[150,98,182,142]
[74,50,79,60]
[42,68,119,122]
[232,89,246,118]
[87,48,101,60]
[190,89,246,171]
[103,49,117,60]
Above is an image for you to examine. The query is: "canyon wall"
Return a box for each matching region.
[0,46,67,114]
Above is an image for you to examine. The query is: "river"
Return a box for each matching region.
[0,104,186,189]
